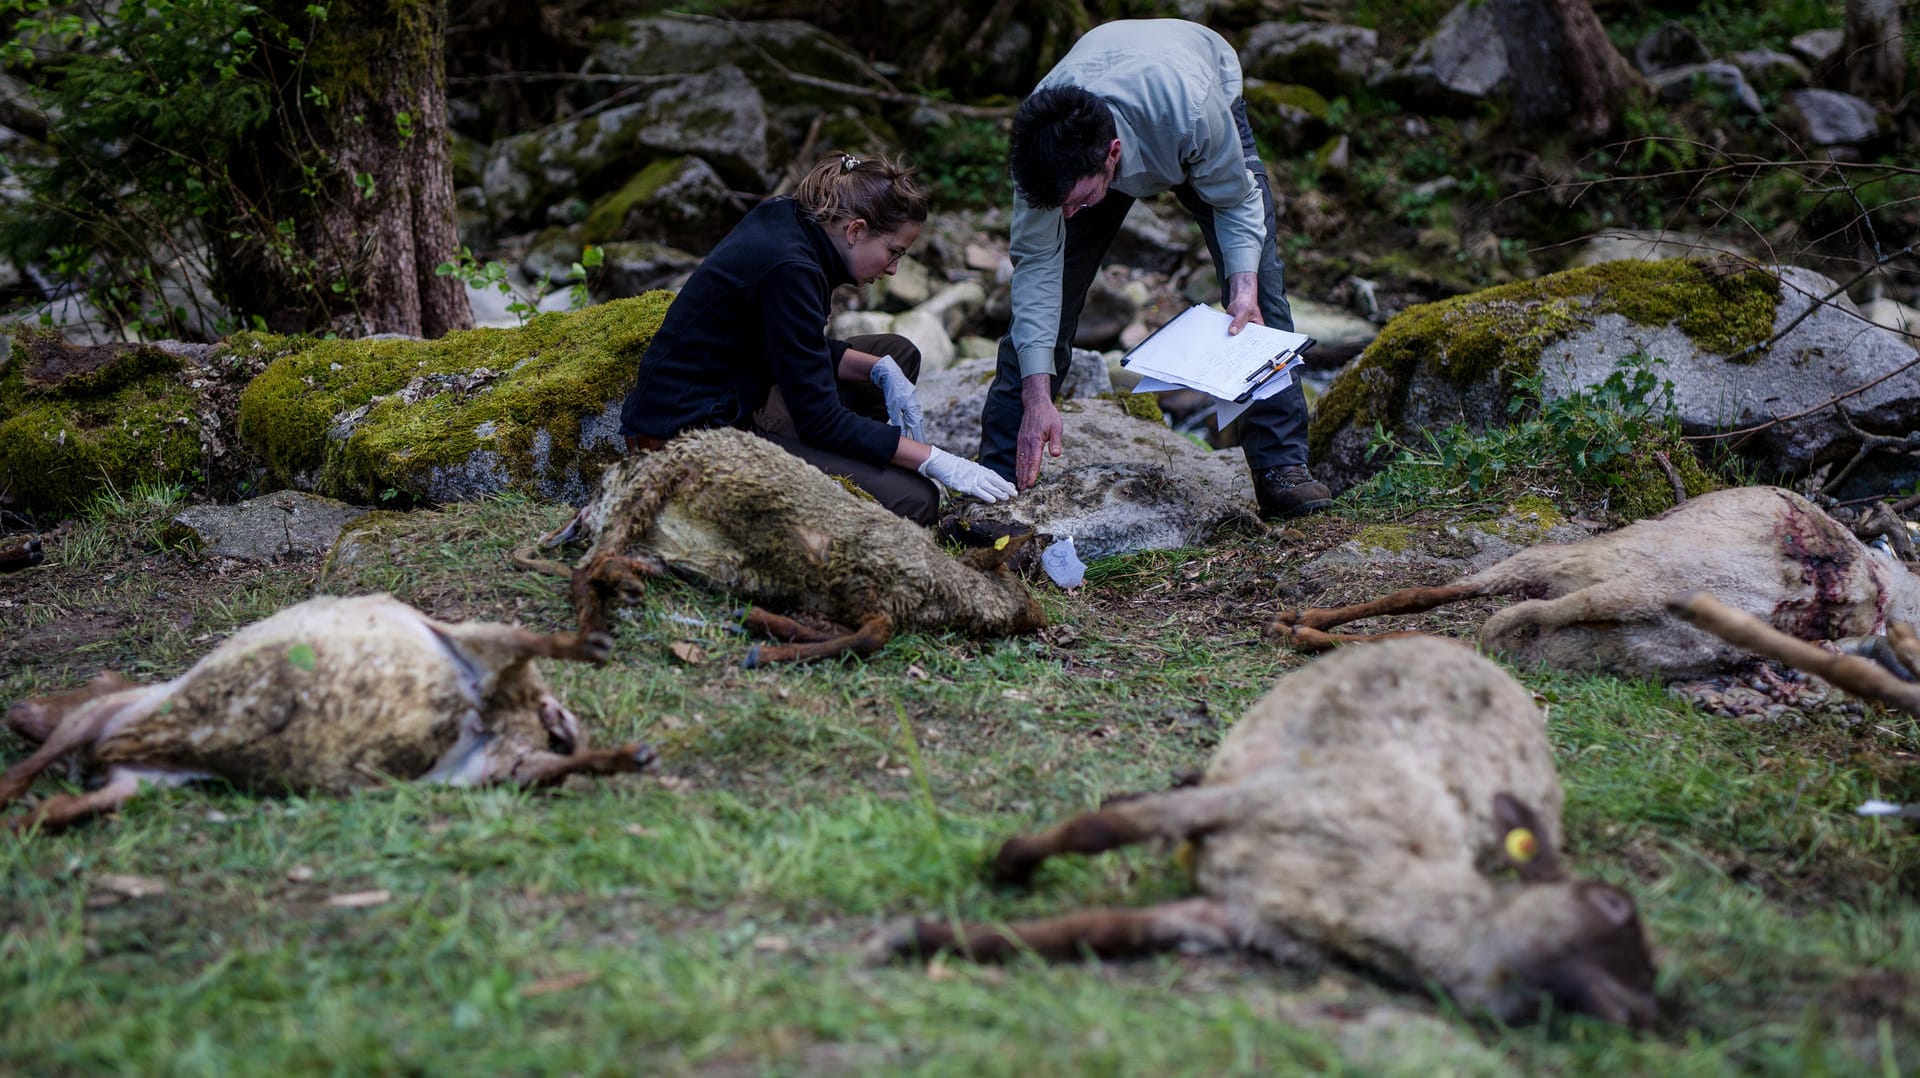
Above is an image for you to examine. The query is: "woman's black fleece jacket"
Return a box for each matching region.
[618,198,900,466]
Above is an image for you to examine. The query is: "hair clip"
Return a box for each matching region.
[840,154,861,173]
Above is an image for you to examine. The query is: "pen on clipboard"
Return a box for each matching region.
[1240,354,1283,384]
[1235,352,1294,402]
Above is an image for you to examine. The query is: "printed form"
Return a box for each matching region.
[1122,305,1314,426]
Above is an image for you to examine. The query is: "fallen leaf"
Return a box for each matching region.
[520,970,598,997]
[93,874,168,899]
[622,824,655,838]
[326,889,392,908]
[669,640,707,665]
[285,864,316,882]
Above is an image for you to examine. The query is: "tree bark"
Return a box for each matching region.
[1843,0,1905,107]
[1492,0,1646,143]
[216,0,472,338]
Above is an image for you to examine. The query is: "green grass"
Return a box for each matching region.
[2,491,1916,1074]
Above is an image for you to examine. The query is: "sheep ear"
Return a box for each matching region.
[963,530,1032,572]
[1493,791,1565,882]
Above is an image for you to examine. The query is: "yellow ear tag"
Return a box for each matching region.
[1505,827,1537,864]
[994,535,1011,550]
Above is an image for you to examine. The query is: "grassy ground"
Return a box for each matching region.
[2,488,1916,1075]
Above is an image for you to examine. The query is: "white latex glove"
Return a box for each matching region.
[868,354,924,442]
[918,446,1016,503]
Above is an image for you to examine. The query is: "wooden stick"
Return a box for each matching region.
[1890,621,1920,682]
[1667,593,1920,715]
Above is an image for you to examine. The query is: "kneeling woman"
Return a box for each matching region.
[618,153,1012,525]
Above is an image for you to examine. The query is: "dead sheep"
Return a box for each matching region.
[878,636,1658,1028]
[1271,486,1920,681]
[519,428,1046,666]
[1,594,655,832]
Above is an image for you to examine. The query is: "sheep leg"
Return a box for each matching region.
[6,671,136,745]
[992,782,1253,886]
[0,686,164,808]
[878,897,1239,963]
[433,618,615,668]
[1479,583,1651,647]
[5,764,207,834]
[1275,625,1439,652]
[740,606,847,643]
[1267,583,1484,642]
[742,612,894,668]
[6,768,146,834]
[0,535,42,573]
[495,742,659,788]
[570,553,665,636]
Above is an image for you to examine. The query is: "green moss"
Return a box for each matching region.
[1312,135,1346,171]
[1112,390,1165,423]
[0,372,204,515]
[581,158,687,245]
[1506,495,1564,529]
[236,293,673,502]
[1246,82,1331,120]
[8,330,185,399]
[1353,524,1413,552]
[1608,432,1724,522]
[305,0,439,112]
[1310,258,1780,462]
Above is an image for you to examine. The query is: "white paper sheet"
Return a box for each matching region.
[1121,304,1315,401]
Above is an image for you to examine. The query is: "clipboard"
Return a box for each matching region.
[1121,304,1315,404]
[1233,346,1315,403]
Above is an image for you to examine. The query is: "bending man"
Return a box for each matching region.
[980,19,1332,520]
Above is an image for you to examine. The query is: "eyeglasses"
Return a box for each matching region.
[883,242,910,269]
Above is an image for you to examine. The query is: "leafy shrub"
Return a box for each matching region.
[0,0,321,337]
[905,116,1010,211]
[1356,352,1714,519]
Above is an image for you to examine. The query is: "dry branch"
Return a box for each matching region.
[1668,592,1920,715]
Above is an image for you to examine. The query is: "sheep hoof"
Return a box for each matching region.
[862,917,936,965]
[741,645,762,670]
[581,632,615,663]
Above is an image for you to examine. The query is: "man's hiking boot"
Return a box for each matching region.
[1254,465,1333,521]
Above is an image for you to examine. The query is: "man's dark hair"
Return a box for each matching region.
[1009,85,1116,210]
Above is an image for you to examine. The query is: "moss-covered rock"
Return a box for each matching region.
[1113,389,1166,424]
[580,156,737,253]
[236,293,672,505]
[1244,82,1332,154]
[480,67,771,231]
[1310,258,1781,493]
[0,332,261,516]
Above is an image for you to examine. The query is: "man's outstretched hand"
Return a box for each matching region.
[1016,374,1063,489]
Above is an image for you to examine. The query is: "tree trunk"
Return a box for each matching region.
[1843,0,1905,106]
[1492,0,1645,143]
[216,0,473,338]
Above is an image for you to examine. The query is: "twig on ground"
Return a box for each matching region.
[1653,451,1687,505]
[1821,405,1920,496]
[1669,593,1920,715]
